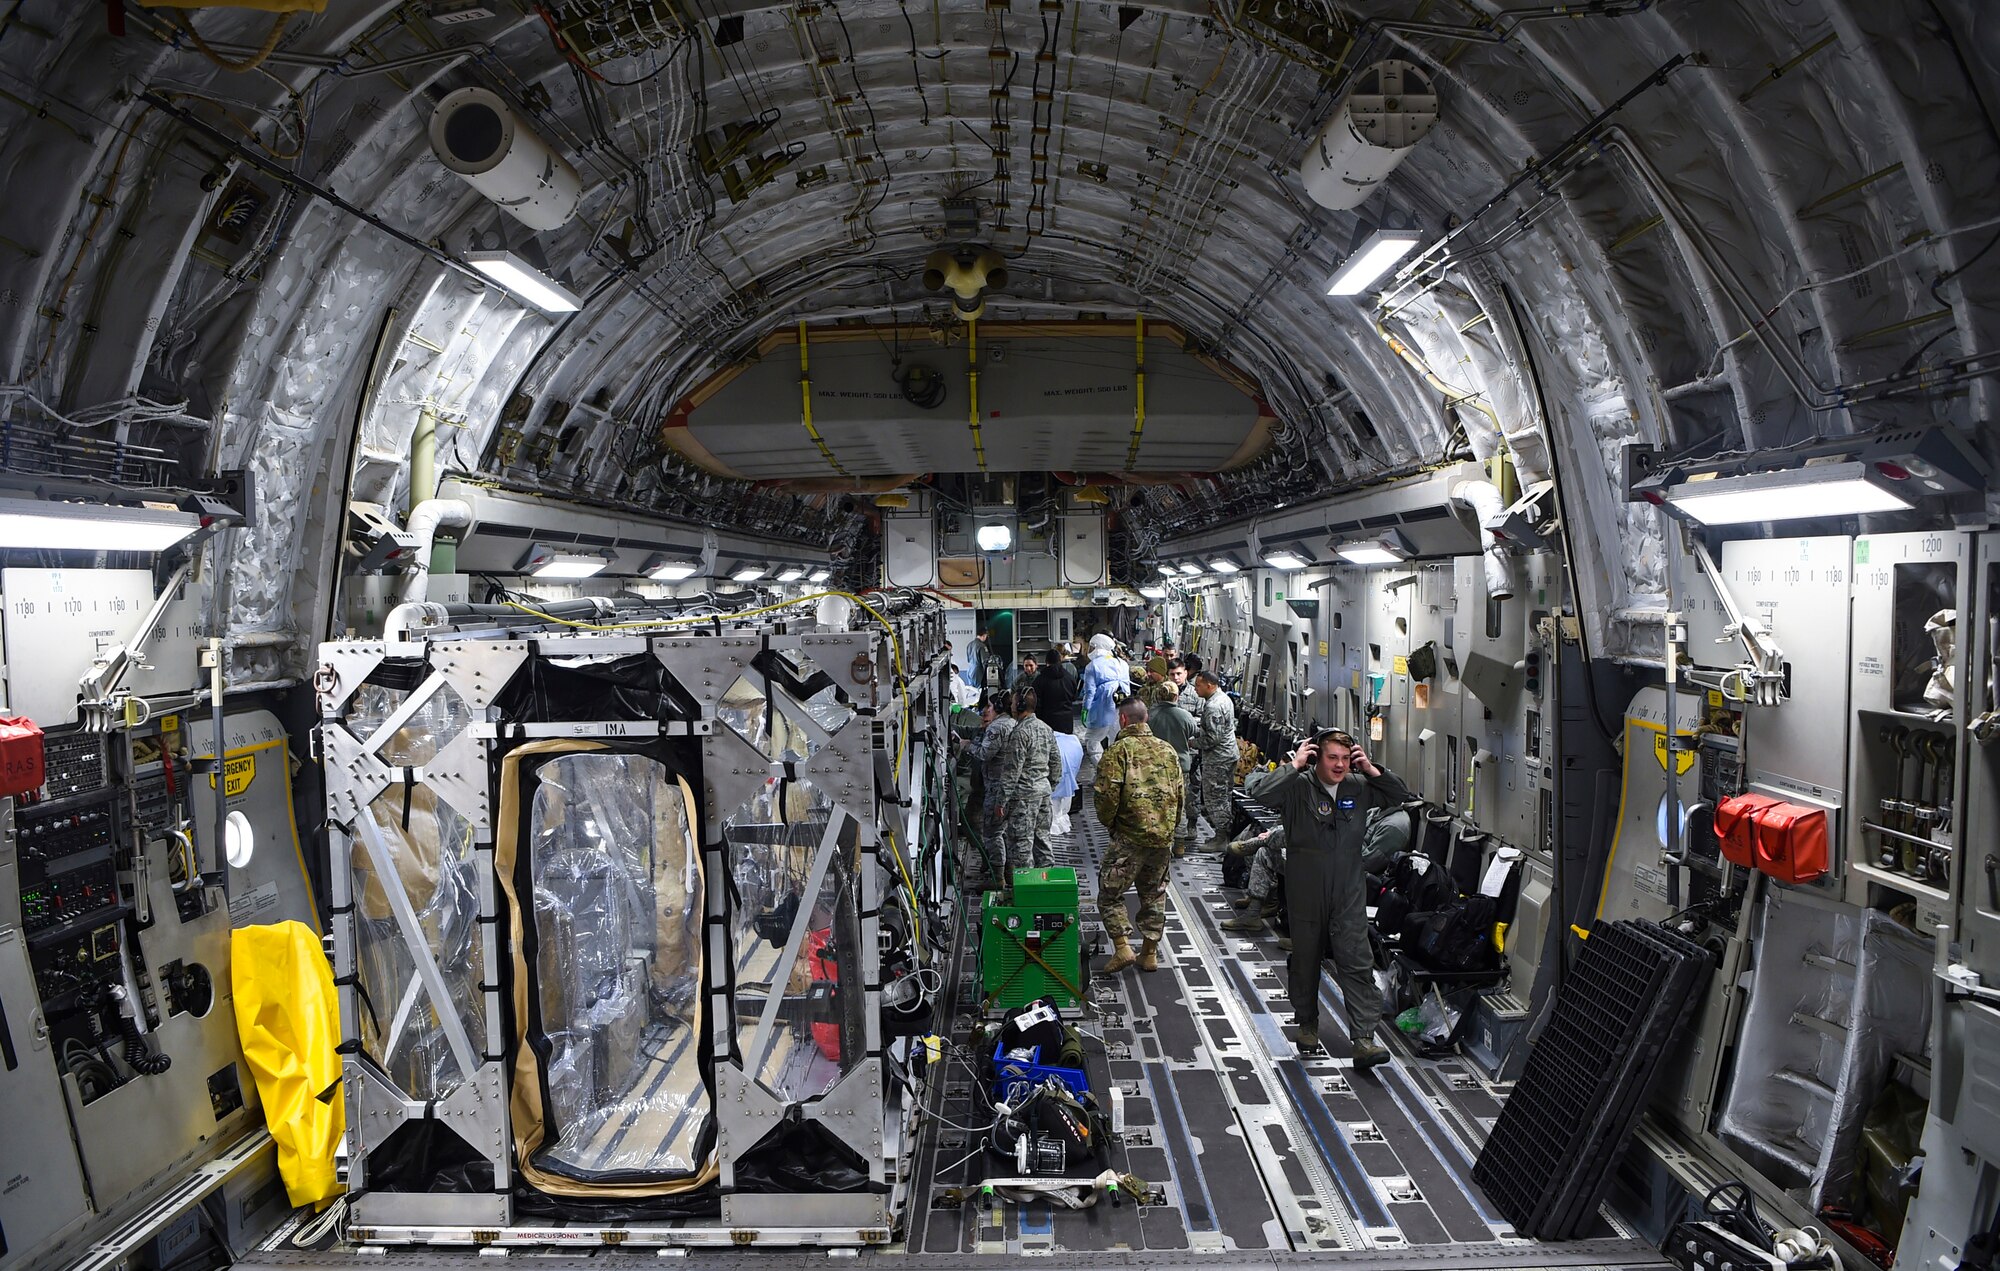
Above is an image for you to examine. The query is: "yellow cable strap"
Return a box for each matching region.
[797,321,850,476]
[966,319,986,471]
[1125,313,1147,470]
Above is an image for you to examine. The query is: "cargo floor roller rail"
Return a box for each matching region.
[312,590,958,1247]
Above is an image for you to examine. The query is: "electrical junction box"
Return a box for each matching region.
[981,868,1083,1009]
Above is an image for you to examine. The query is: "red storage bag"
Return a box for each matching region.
[1748,799,1829,885]
[1714,792,1781,870]
[0,716,44,798]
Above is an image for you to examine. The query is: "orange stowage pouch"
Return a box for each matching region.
[1714,792,1782,870]
[1714,792,1828,885]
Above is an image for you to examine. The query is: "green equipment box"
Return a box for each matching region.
[981,867,1084,1010]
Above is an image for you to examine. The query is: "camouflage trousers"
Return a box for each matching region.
[1098,835,1170,944]
[1250,839,1285,901]
[1002,796,1054,873]
[1193,750,1237,834]
[1173,756,1195,841]
[962,802,1007,891]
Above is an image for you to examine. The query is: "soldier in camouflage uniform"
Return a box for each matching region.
[1224,768,1290,938]
[961,690,1016,890]
[1173,658,1203,840]
[1094,699,1185,974]
[1000,686,1063,876]
[1190,669,1240,840]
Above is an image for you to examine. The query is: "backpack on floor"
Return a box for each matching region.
[1407,894,1499,973]
[1372,853,1454,937]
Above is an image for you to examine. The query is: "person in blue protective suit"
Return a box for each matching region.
[1078,633,1132,769]
[1253,728,1411,1067]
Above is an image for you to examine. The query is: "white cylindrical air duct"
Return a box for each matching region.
[429,87,583,231]
[1453,479,1516,601]
[1299,60,1439,211]
[400,498,473,603]
[816,594,855,631]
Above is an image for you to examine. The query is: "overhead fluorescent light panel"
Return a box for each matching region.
[0,499,201,553]
[1326,228,1422,297]
[519,543,610,578]
[644,553,702,581]
[468,250,581,313]
[1663,463,1912,525]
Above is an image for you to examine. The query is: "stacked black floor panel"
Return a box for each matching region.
[1472,919,1710,1239]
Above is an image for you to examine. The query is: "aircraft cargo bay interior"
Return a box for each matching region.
[0,2,1994,1269]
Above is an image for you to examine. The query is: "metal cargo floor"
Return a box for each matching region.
[241,804,1670,1269]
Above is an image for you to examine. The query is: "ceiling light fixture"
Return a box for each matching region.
[1207,557,1240,574]
[1336,544,1403,566]
[1158,563,1180,578]
[644,554,701,582]
[731,564,769,583]
[1139,584,1168,599]
[518,544,611,578]
[1325,228,1423,297]
[775,565,808,582]
[1263,549,1310,570]
[1625,428,1987,527]
[0,499,202,553]
[976,523,1013,552]
[1658,464,1913,526]
[467,250,581,313]
[807,568,832,584]
[1178,563,1205,577]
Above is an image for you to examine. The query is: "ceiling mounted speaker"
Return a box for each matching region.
[1299,60,1439,211]
[430,86,583,230]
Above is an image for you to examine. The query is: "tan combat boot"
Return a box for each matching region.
[1103,936,1137,974]
[1137,938,1160,972]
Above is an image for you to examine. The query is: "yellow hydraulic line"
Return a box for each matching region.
[1125,314,1147,470]
[1377,321,1506,440]
[798,320,850,476]
[967,319,986,471]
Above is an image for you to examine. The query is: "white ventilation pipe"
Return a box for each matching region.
[1300,60,1439,211]
[429,87,582,231]
[385,602,448,643]
[1453,479,1516,601]
[816,594,855,631]
[401,499,473,603]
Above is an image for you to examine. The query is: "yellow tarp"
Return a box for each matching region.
[231,921,345,1209]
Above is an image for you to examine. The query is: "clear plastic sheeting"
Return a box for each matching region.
[722,778,865,1103]
[346,680,472,766]
[1717,892,1934,1204]
[222,400,317,639]
[716,674,813,762]
[527,753,706,1180]
[351,788,484,1101]
[767,650,856,738]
